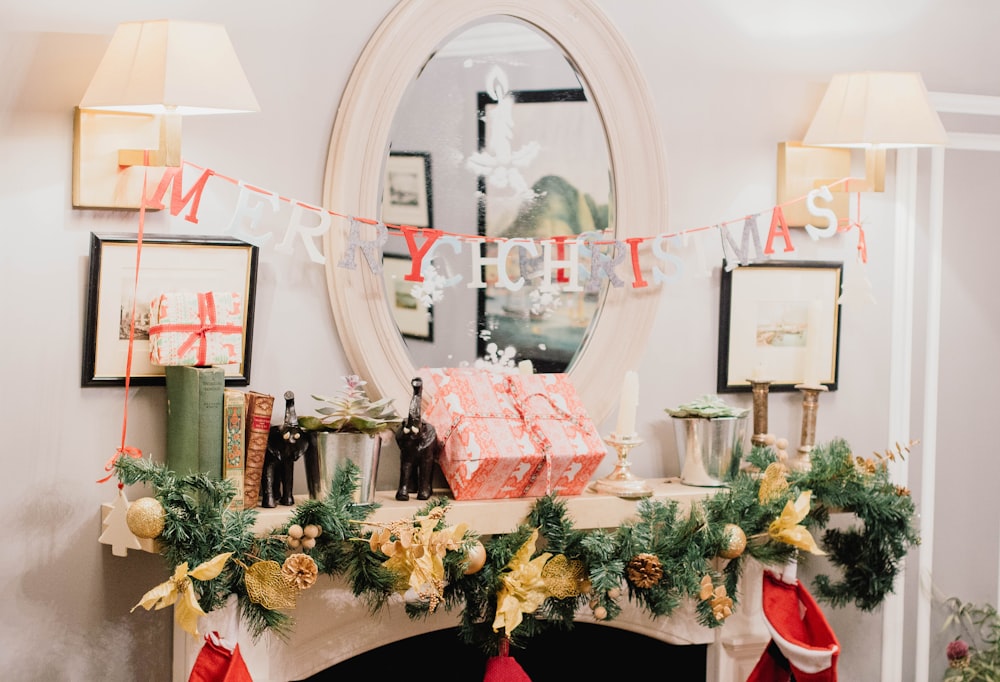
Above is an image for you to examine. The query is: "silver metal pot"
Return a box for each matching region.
[671,415,748,487]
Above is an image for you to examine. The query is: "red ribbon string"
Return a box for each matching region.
[855,192,867,263]
[836,191,867,264]
[98,154,148,483]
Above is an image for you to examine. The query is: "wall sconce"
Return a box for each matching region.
[73,19,259,210]
[777,71,947,226]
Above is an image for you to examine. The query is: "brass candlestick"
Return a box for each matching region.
[793,383,828,472]
[592,434,652,498]
[749,379,772,447]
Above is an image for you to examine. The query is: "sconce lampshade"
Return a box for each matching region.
[73,19,258,209]
[802,71,947,149]
[79,19,259,115]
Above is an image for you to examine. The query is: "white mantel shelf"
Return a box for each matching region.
[252,477,718,536]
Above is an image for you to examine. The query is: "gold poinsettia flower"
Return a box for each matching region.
[378,508,468,611]
[492,529,552,635]
[131,552,233,637]
[768,491,825,555]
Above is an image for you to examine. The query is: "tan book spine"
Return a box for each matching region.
[243,391,275,508]
[223,389,247,510]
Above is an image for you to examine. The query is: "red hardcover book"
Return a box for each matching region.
[243,391,275,508]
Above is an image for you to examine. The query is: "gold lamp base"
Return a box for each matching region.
[591,434,652,499]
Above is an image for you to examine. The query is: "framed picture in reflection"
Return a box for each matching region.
[382,253,434,342]
[471,87,611,372]
[382,151,432,228]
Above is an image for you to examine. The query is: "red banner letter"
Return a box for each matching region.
[144,166,214,224]
[400,226,442,282]
[764,206,795,255]
[626,237,649,288]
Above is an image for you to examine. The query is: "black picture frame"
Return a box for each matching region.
[473,87,610,373]
[717,259,843,393]
[382,151,433,228]
[82,232,259,387]
[382,253,434,342]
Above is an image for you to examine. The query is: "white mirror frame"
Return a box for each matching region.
[322,0,667,422]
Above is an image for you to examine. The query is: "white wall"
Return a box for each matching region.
[1,1,995,679]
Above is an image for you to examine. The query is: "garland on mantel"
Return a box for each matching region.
[114,437,918,656]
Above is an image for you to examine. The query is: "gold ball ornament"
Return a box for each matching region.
[719,524,747,559]
[593,605,607,620]
[463,541,487,575]
[125,497,165,539]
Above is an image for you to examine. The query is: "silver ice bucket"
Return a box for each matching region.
[671,415,748,487]
[312,431,384,503]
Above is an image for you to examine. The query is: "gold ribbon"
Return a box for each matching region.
[768,491,825,555]
[492,529,552,635]
[131,552,233,637]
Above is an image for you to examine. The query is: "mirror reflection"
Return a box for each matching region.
[380,17,612,373]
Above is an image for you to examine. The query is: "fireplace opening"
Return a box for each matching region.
[298,624,707,681]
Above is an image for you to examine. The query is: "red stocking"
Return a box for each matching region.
[747,571,840,682]
[188,631,253,682]
[483,637,531,682]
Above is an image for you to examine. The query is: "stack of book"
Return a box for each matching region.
[164,366,275,509]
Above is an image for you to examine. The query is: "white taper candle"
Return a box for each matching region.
[615,370,639,437]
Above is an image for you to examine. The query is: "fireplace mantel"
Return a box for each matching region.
[153,478,771,681]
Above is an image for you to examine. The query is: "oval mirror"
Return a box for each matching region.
[323,0,666,423]
[381,17,612,374]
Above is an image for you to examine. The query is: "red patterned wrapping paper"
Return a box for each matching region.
[419,368,606,500]
[148,291,244,367]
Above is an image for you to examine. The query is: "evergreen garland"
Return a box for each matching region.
[114,436,918,654]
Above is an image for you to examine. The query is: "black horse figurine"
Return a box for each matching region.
[261,391,309,507]
[395,377,438,501]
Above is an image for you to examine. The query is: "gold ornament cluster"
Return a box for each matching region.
[699,574,733,621]
[287,523,322,550]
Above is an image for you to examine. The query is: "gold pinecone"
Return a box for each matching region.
[626,553,663,589]
[281,553,319,590]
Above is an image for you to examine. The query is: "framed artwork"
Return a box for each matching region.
[82,232,259,387]
[473,87,610,373]
[382,253,433,342]
[382,151,432,227]
[717,260,843,393]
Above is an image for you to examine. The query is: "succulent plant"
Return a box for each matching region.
[665,395,748,419]
[297,375,402,435]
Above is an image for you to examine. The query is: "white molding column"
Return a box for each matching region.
[882,146,918,682]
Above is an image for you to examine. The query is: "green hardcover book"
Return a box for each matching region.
[165,365,225,479]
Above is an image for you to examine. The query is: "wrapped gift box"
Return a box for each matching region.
[419,368,606,500]
[149,291,244,367]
